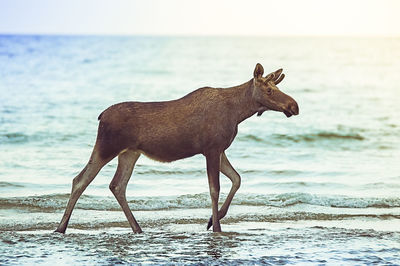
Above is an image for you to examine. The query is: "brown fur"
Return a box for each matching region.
[55,63,299,234]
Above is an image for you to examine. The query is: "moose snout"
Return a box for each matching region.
[284,100,299,117]
[289,101,299,115]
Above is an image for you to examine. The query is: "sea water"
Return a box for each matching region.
[1,35,400,264]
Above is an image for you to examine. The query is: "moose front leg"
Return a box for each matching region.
[205,151,222,232]
[207,152,241,230]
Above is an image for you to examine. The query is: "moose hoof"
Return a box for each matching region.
[206,216,213,230]
[54,229,66,234]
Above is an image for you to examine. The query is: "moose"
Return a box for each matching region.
[55,63,299,233]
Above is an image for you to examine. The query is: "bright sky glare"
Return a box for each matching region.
[0,0,399,36]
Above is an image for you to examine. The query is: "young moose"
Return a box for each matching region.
[55,63,299,233]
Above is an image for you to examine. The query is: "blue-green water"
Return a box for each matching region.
[1,35,400,264]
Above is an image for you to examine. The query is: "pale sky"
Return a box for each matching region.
[0,0,399,36]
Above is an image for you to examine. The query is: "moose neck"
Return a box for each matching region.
[224,79,260,124]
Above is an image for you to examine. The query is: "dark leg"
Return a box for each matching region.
[207,152,241,230]
[55,151,109,233]
[109,149,142,233]
[205,151,222,232]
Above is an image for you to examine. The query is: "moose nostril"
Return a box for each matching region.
[288,102,299,115]
[292,102,299,115]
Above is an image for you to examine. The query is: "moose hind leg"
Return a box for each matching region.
[55,152,107,233]
[207,152,241,230]
[109,149,142,233]
[206,151,222,232]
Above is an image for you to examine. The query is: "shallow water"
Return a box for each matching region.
[1,35,400,264]
[2,225,400,265]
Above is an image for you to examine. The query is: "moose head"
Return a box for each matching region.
[252,63,299,117]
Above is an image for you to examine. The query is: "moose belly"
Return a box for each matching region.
[137,134,202,162]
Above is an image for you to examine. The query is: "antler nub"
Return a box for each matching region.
[265,68,285,84]
[271,68,285,85]
[265,73,275,82]
[274,73,285,85]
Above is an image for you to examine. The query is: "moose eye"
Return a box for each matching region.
[267,88,272,95]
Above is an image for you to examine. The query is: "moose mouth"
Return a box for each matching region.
[284,110,293,117]
[283,101,299,118]
[283,106,299,117]
[257,105,299,117]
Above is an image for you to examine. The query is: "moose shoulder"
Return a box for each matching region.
[55,63,299,234]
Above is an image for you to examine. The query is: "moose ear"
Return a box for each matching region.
[253,63,264,79]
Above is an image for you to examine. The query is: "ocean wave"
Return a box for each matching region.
[1,192,399,212]
[135,169,204,176]
[239,131,365,145]
[1,213,400,232]
[0,131,54,145]
[239,193,400,208]
[287,132,364,142]
[0,132,30,144]
[0,182,25,188]
[0,131,88,145]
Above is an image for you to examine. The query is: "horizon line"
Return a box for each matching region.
[1,32,399,38]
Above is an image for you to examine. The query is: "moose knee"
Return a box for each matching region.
[71,176,86,194]
[233,176,241,191]
[109,182,121,194]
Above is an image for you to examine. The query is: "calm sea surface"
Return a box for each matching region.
[1,35,400,264]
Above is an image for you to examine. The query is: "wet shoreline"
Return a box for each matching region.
[2,222,399,265]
